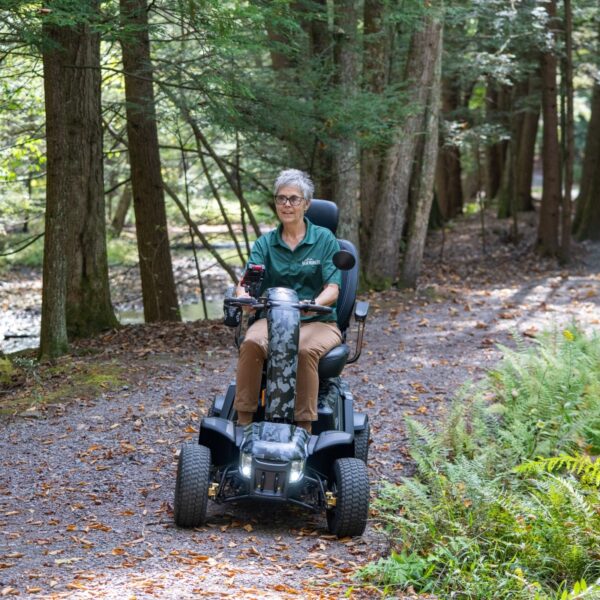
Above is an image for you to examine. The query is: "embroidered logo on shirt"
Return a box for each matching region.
[302,258,321,266]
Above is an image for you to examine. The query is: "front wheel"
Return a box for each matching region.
[326,458,369,537]
[174,443,211,528]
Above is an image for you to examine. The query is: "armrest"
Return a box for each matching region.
[354,301,369,322]
[346,301,369,364]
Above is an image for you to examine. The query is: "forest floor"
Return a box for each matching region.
[0,210,599,599]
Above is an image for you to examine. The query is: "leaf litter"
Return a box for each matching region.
[0,210,598,597]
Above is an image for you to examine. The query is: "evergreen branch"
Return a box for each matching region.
[0,232,44,256]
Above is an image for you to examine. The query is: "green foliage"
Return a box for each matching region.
[0,357,16,386]
[0,357,125,416]
[0,230,45,270]
[362,327,600,598]
[106,236,139,267]
[359,551,433,592]
[516,454,600,488]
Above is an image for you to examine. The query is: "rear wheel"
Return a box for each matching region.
[354,420,370,463]
[174,443,211,528]
[326,458,369,537]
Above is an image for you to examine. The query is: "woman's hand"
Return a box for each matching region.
[235,285,255,313]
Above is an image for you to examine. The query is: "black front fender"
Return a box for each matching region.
[199,417,239,467]
[307,430,354,478]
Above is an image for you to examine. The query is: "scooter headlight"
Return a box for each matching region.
[289,459,304,483]
[239,452,253,479]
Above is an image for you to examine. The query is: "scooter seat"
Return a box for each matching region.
[318,343,349,379]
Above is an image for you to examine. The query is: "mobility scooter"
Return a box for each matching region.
[174,200,370,537]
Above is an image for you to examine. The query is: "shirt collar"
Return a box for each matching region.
[272,217,316,248]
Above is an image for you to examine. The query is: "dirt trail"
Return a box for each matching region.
[1,213,598,599]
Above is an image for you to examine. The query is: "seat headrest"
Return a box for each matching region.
[305,199,338,235]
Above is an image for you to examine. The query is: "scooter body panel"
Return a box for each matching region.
[198,417,238,466]
[265,287,300,422]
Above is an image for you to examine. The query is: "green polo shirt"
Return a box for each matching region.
[247,218,342,322]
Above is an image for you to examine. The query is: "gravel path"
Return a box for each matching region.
[1,216,599,599]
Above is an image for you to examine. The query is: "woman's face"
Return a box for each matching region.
[275,185,309,228]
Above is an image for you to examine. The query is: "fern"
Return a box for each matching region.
[365,327,600,599]
[516,454,600,487]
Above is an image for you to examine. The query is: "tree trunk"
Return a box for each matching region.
[40,0,118,356]
[309,0,334,200]
[120,0,180,322]
[485,84,509,202]
[400,20,443,288]
[111,183,132,236]
[560,0,573,262]
[435,78,463,220]
[515,85,539,212]
[63,5,117,338]
[496,78,538,220]
[360,0,389,261]
[266,29,292,71]
[365,17,442,288]
[574,81,600,240]
[40,22,69,359]
[265,1,314,70]
[537,0,562,256]
[332,0,360,247]
[462,142,483,203]
[496,139,515,220]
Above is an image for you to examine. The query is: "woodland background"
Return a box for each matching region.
[0,0,599,359]
[1,2,600,598]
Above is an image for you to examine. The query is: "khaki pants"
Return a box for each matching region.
[234,319,342,422]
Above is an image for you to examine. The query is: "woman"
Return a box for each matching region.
[234,169,342,433]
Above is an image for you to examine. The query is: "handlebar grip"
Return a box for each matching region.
[296,303,333,315]
[224,297,258,308]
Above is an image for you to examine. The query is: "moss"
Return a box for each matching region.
[0,360,126,417]
[0,358,16,386]
[363,275,394,292]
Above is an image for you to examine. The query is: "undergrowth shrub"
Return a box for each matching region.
[361,327,600,599]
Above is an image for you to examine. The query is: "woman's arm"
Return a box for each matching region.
[313,283,339,307]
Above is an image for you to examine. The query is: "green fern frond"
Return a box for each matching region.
[516,454,600,487]
[545,474,595,521]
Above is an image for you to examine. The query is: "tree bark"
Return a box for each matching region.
[360,0,389,261]
[332,0,360,247]
[40,23,69,359]
[560,0,573,262]
[484,84,509,202]
[401,20,443,288]
[111,183,132,236]
[537,0,562,256]
[434,78,463,220]
[309,0,334,201]
[120,0,180,322]
[574,80,600,240]
[495,77,538,220]
[365,17,442,288]
[496,138,515,220]
[266,29,292,71]
[515,84,539,212]
[64,6,117,338]
[40,0,118,357]
[265,1,316,69]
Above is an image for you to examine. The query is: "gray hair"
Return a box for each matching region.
[273,169,314,201]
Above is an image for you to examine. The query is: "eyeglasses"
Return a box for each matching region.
[274,194,304,207]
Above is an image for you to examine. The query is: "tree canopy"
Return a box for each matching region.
[0,0,599,356]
